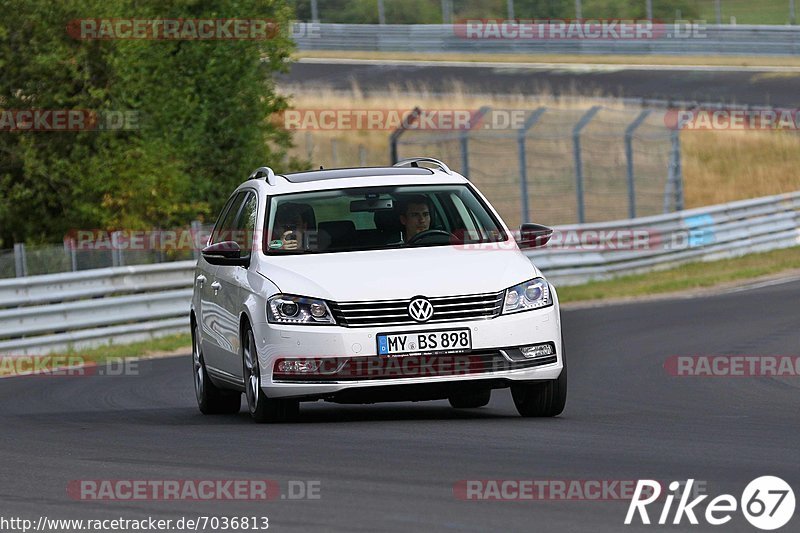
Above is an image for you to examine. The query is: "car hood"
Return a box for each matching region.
[257,245,540,301]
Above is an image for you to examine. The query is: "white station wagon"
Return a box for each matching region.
[190,158,565,422]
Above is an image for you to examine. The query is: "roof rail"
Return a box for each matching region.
[393,157,452,175]
[248,166,277,185]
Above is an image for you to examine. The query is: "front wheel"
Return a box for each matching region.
[193,321,241,415]
[511,342,567,417]
[242,325,299,423]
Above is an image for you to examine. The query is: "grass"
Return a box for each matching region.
[695,0,795,25]
[0,333,191,377]
[65,332,192,362]
[557,245,800,303]
[294,50,800,68]
[682,130,800,207]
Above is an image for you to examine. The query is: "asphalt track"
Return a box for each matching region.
[280,59,800,107]
[1,278,799,532]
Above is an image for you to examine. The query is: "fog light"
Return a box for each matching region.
[276,359,321,373]
[519,343,555,359]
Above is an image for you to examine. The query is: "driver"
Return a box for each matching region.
[399,195,431,242]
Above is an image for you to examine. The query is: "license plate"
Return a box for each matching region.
[377,328,472,356]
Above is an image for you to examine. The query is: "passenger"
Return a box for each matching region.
[271,203,311,251]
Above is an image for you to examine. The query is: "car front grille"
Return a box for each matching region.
[328,291,505,328]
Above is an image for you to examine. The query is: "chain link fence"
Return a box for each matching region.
[393,106,682,228]
[0,223,212,280]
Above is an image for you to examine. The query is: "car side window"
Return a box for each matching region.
[211,192,246,245]
[234,192,258,254]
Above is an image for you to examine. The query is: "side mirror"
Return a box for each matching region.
[201,241,249,267]
[518,223,553,249]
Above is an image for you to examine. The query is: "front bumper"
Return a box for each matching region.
[253,298,562,400]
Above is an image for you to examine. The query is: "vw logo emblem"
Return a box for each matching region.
[408,297,434,322]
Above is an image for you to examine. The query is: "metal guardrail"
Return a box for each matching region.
[0,192,797,355]
[530,191,800,285]
[0,262,196,355]
[295,24,800,56]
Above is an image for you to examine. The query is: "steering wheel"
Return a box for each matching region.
[406,229,453,245]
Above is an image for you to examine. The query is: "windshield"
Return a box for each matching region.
[264,184,507,254]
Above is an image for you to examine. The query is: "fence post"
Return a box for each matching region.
[517,107,547,224]
[305,132,314,161]
[331,138,339,167]
[63,238,78,272]
[111,231,124,267]
[310,0,319,22]
[460,134,470,179]
[359,144,367,166]
[13,242,27,278]
[441,0,452,24]
[378,0,386,24]
[572,106,601,224]
[667,129,684,212]
[624,109,652,219]
[459,106,491,180]
[389,106,421,164]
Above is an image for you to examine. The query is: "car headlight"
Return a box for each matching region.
[502,278,552,314]
[267,294,336,325]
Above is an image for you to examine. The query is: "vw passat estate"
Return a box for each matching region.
[191,158,566,422]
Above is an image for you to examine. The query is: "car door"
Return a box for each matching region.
[213,189,259,378]
[201,191,247,375]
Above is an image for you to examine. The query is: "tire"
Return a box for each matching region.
[448,389,491,408]
[242,324,300,423]
[511,341,567,418]
[192,320,241,415]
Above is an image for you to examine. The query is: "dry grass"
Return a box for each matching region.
[280,84,800,212]
[682,130,800,207]
[294,50,800,69]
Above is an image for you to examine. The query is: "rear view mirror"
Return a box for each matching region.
[201,241,249,266]
[350,198,394,212]
[518,223,553,249]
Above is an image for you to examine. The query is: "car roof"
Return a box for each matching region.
[236,166,468,196]
[283,166,433,183]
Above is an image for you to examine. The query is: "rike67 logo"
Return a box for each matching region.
[626,477,795,530]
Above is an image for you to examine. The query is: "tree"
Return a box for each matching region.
[0,0,296,246]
